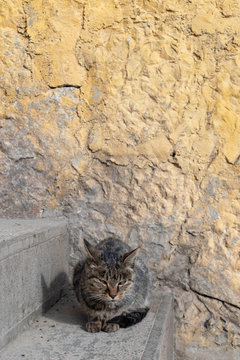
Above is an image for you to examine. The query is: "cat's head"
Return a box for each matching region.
[83,239,139,304]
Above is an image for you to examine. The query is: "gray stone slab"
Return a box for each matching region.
[142,292,174,360]
[0,219,67,261]
[0,290,174,360]
[0,219,69,350]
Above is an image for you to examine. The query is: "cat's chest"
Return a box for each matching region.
[85,299,131,320]
[93,301,122,313]
[92,305,125,320]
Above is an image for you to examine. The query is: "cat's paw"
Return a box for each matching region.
[102,322,120,333]
[86,321,102,333]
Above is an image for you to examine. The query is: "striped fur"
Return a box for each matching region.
[73,237,152,332]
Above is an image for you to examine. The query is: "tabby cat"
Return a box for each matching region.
[73,237,152,333]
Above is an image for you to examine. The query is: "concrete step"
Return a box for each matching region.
[0,218,69,351]
[0,290,174,360]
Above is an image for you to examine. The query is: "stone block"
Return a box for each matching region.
[0,219,69,350]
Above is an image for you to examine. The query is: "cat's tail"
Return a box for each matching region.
[109,307,149,328]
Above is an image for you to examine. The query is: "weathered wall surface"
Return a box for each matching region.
[1,0,240,357]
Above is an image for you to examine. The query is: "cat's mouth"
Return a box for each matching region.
[108,298,117,303]
[106,294,120,303]
[106,299,119,309]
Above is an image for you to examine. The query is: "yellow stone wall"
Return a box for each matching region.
[1,0,240,357]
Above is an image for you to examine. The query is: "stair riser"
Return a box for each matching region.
[0,220,69,350]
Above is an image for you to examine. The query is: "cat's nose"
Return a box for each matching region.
[109,293,117,299]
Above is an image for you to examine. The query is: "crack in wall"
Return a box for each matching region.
[190,287,240,312]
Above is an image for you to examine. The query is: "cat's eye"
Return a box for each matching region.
[98,279,107,285]
[118,280,126,286]
[91,277,107,285]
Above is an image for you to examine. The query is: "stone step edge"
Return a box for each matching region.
[141,292,174,360]
[0,218,67,262]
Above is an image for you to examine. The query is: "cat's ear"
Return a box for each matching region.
[83,239,101,263]
[122,247,140,266]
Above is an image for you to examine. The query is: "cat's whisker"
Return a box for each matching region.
[89,294,105,303]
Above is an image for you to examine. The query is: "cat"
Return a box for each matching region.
[73,237,152,333]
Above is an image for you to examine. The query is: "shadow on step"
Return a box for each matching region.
[41,272,87,330]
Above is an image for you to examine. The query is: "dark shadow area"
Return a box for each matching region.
[41,272,70,314]
[41,270,87,330]
[72,260,83,293]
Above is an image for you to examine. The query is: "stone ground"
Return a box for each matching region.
[0,290,174,360]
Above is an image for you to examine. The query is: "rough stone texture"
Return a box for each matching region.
[0,290,174,360]
[0,0,240,358]
[0,219,69,350]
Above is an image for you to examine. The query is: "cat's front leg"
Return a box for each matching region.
[86,316,102,333]
[102,321,120,333]
[86,316,120,333]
